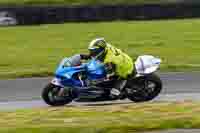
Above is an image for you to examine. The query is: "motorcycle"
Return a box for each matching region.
[42,55,162,106]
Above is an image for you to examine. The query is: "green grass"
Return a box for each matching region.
[1,101,200,133]
[1,19,200,79]
[0,0,177,6]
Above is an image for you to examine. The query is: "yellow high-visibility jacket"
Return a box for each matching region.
[103,44,134,78]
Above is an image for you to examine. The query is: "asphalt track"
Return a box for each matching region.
[0,72,200,110]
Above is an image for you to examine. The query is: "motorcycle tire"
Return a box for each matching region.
[42,83,72,106]
[126,73,162,102]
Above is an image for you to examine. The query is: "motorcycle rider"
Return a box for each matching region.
[64,38,134,98]
[81,38,134,98]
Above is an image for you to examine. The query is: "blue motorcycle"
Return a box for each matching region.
[42,55,163,106]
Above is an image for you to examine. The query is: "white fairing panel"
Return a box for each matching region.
[135,55,161,74]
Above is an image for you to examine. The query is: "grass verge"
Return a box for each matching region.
[1,19,200,79]
[1,101,200,133]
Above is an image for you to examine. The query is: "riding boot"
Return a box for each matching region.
[110,79,127,99]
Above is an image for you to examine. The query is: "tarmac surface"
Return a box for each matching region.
[0,72,200,110]
[1,72,200,132]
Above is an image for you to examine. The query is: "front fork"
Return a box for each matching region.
[51,78,68,97]
[51,77,84,98]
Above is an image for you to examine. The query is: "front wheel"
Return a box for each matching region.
[42,83,73,106]
[126,73,162,102]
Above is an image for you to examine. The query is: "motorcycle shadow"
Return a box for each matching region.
[71,100,133,107]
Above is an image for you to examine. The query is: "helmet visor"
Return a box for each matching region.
[89,48,104,57]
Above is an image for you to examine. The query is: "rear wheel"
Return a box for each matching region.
[42,83,73,106]
[126,73,162,102]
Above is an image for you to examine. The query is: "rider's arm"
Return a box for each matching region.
[104,63,116,80]
[80,54,91,60]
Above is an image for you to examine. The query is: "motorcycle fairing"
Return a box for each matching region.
[54,58,86,87]
[52,59,107,88]
[86,59,106,80]
[135,55,161,75]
